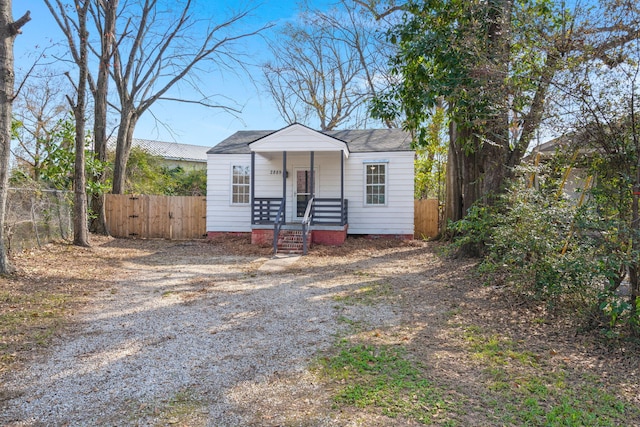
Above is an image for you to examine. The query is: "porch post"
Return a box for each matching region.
[310,151,315,225]
[282,151,287,213]
[310,151,315,199]
[340,151,345,225]
[251,151,255,224]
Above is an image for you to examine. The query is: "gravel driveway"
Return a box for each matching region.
[1,240,400,426]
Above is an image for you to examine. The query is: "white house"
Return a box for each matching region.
[206,123,415,250]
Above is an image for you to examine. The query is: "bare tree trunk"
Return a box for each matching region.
[89,0,118,234]
[72,0,89,247]
[444,121,463,225]
[631,77,640,336]
[0,4,30,274]
[111,109,137,194]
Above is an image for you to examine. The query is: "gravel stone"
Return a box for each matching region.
[1,245,399,426]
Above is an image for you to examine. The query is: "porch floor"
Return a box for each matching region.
[251,222,347,231]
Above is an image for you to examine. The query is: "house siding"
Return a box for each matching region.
[206,154,252,232]
[207,150,414,236]
[344,152,414,235]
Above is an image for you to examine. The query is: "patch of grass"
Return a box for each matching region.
[153,388,207,427]
[332,282,392,306]
[0,290,69,370]
[124,392,204,426]
[317,341,451,425]
[498,374,634,426]
[462,326,639,426]
[464,326,539,367]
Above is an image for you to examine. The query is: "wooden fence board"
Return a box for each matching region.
[414,199,439,239]
[105,194,206,240]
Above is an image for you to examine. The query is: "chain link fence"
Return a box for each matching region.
[4,188,73,254]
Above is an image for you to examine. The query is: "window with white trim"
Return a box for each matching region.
[365,162,387,205]
[231,165,250,204]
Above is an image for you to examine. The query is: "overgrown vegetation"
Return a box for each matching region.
[121,147,206,196]
[450,159,640,337]
[10,126,207,197]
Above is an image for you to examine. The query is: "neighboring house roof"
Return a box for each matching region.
[108,137,209,163]
[207,125,413,155]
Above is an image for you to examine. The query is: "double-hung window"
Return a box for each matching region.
[365,162,387,206]
[231,165,250,204]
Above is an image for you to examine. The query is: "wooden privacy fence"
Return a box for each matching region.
[105,194,206,240]
[106,195,439,241]
[414,199,440,239]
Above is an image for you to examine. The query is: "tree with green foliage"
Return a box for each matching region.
[116,146,206,196]
[414,102,447,202]
[11,115,109,201]
[557,32,640,335]
[452,14,640,335]
[372,0,640,231]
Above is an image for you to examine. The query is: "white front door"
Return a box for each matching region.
[294,168,318,220]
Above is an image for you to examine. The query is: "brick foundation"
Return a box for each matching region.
[250,229,274,245]
[312,229,348,246]
[207,228,411,248]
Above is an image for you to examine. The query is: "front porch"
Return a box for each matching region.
[251,197,349,253]
[248,129,350,253]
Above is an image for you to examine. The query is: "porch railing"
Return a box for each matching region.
[312,198,348,226]
[301,197,314,255]
[272,201,286,254]
[252,197,283,224]
[252,197,348,226]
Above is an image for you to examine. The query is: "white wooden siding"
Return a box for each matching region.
[206,154,252,232]
[344,152,414,235]
[207,150,414,235]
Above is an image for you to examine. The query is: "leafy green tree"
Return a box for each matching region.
[559,36,640,335]
[164,166,206,196]
[455,24,640,335]
[414,103,447,201]
[373,0,640,231]
[115,147,206,196]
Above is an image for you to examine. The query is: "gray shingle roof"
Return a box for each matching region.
[207,127,413,155]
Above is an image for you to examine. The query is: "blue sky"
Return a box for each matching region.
[14,1,335,148]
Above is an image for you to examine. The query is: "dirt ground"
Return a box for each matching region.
[1,235,639,426]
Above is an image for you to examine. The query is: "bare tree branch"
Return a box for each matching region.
[9,10,31,36]
[109,0,269,193]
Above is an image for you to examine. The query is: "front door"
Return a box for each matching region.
[294,168,317,220]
